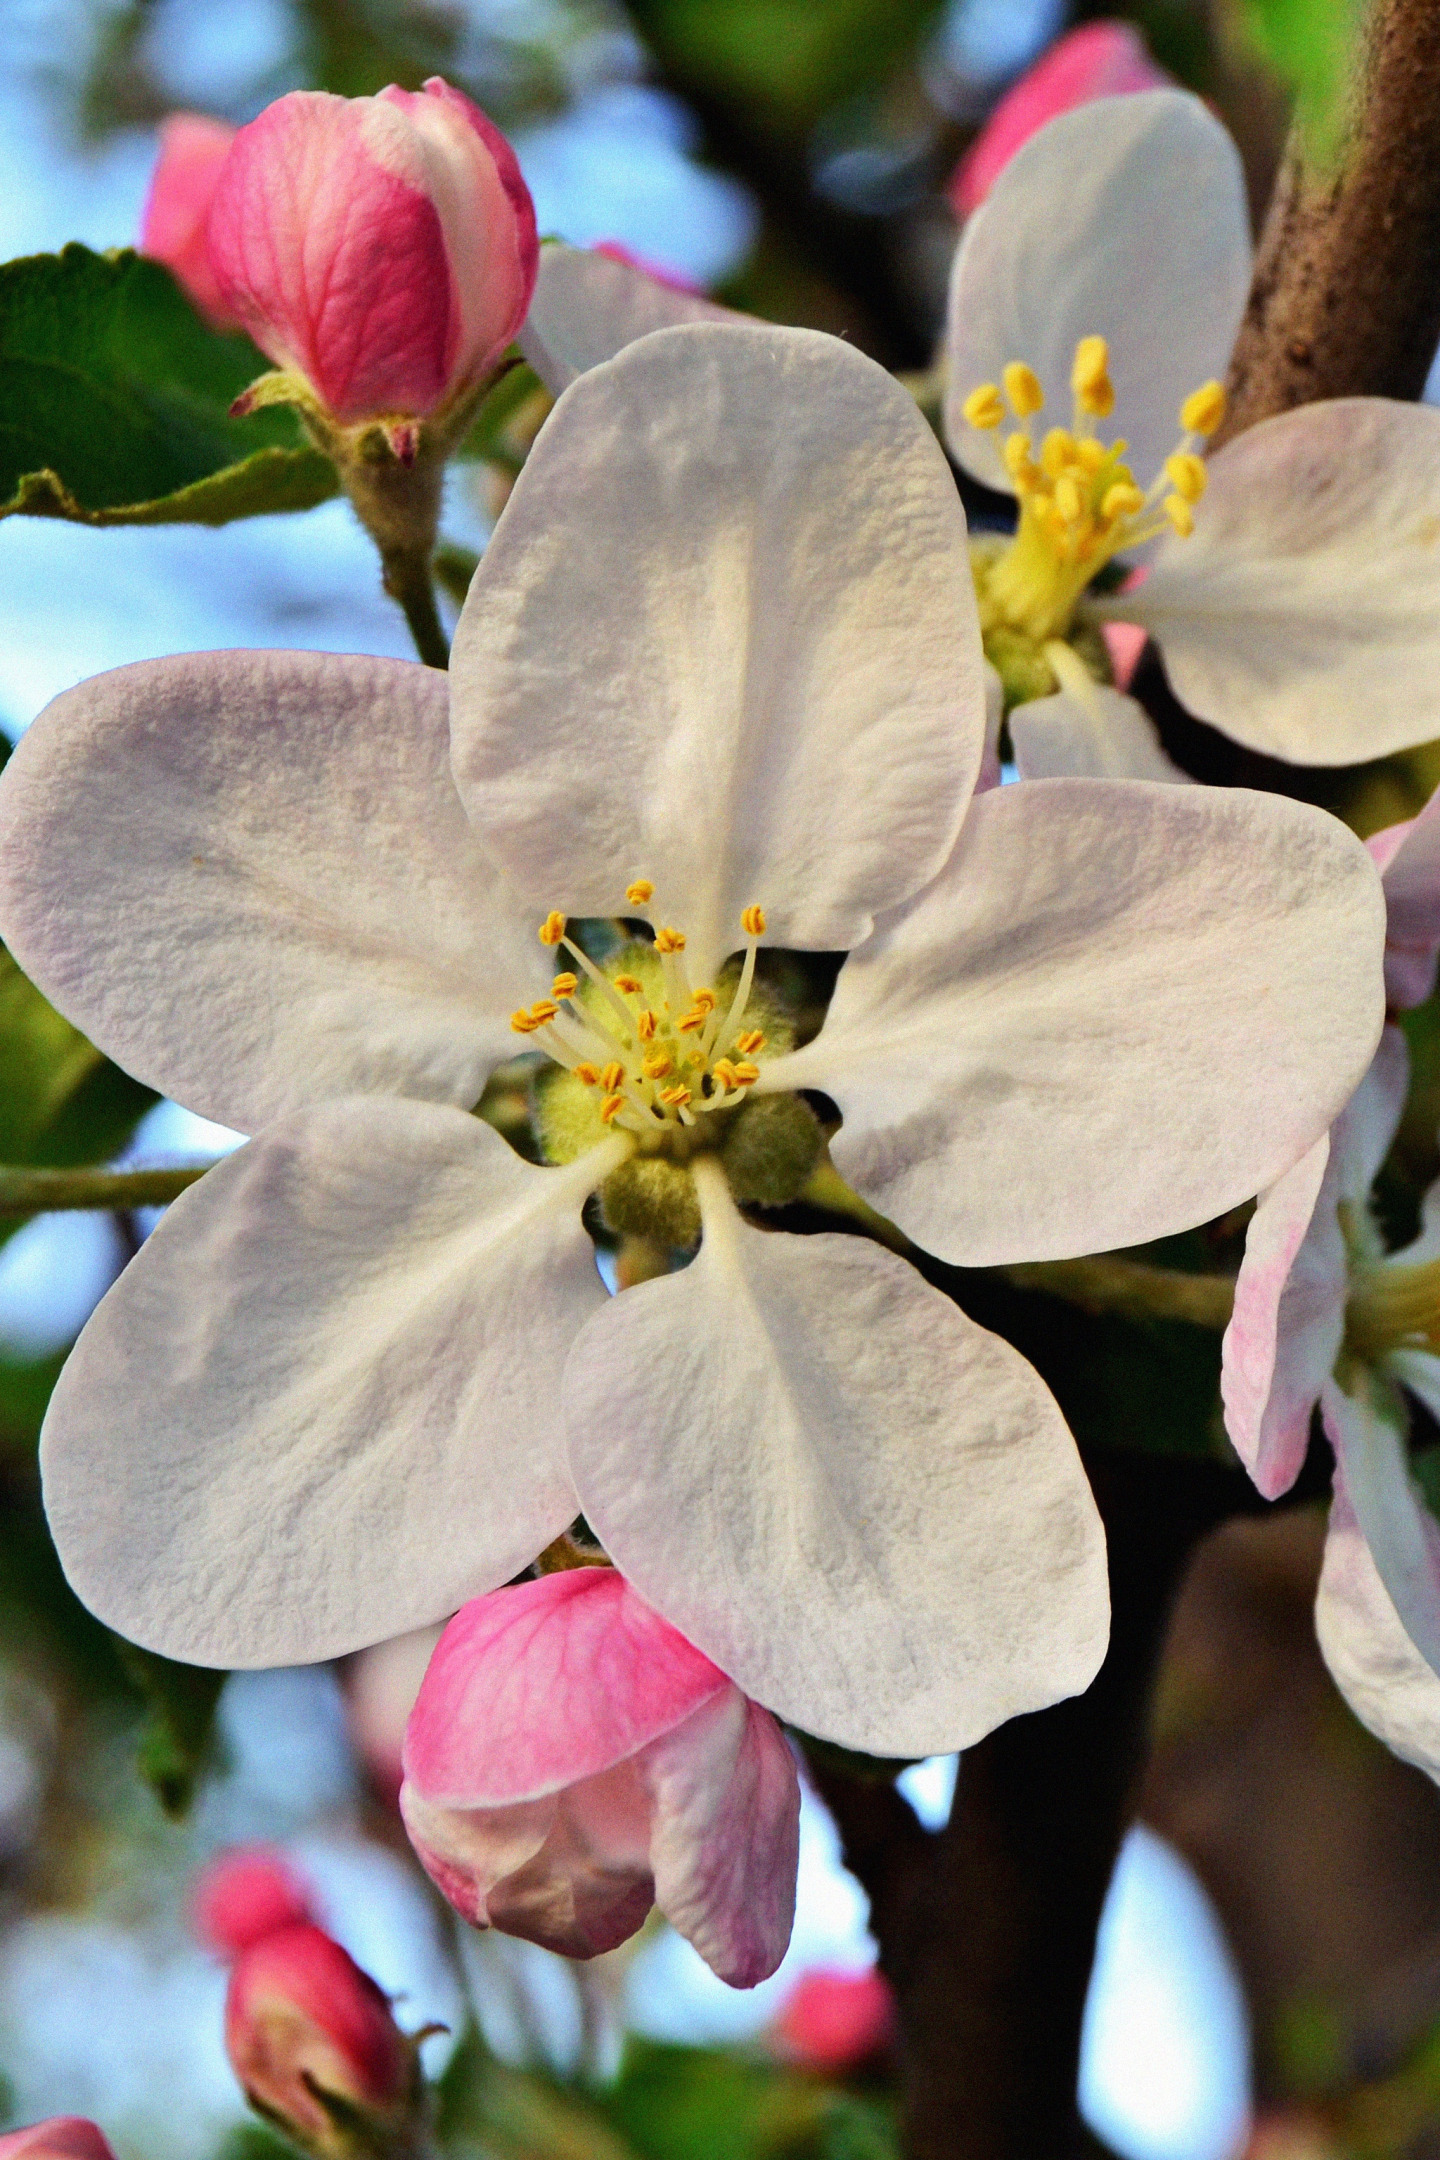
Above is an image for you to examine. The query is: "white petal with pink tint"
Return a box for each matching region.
[519,241,739,394]
[1221,1132,1338,1500]
[1317,1476,1440,1782]
[0,652,541,1136]
[1322,1375,1440,1678]
[41,1101,622,1667]
[944,90,1249,494]
[1370,787,1440,1009]
[769,781,1384,1267]
[450,322,984,981]
[646,1687,800,1987]
[1123,400,1440,763]
[1010,685,1189,782]
[564,1162,1107,1757]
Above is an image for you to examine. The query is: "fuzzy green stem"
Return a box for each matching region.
[0,1164,210,1215]
[382,546,450,670]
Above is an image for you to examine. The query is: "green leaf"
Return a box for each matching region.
[603,2039,897,2160]
[1234,0,1366,167]
[0,245,339,525]
[113,1639,227,1818]
[0,946,156,1168]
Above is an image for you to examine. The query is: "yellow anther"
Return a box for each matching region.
[1179,380,1226,437]
[659,1084,692,1108]
[1054,474,1083,523]
[529,999,559,1024]
[735,1029,765,1056]
[510,1009,541,1035]
[1164,451,1207,504]
[731,1061,761,1085]
[1163,494,1195,538]
[712,1058,739,1088]
[691,988,717,1014]
[654,926,686,954]
[551,972,579,998]
[1003,432,1038,487]
[1100,481,1146,522]
[574,1062,600,1086]
[625,880,654,906]
[613,974,643,995]
[962,383,1006,431]
[600,1062,625,1091]
[600,1093,626,1123]
[1040,427,1077,478]
[1071,336,1115,418]
[637,1010,658,1041]
[1003,361,1044,418]
[676,1008,709,1034]
[741,904,766,937]
[538,911,566,947]
[1075,438,1107,473]
[642,1051,674,1080]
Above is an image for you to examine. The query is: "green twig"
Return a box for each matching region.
[383,546,450,669]
[0,1163,210,1216]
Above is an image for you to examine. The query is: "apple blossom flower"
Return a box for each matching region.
[208,79,537,444]
[945,89,1440,769]
[139,112,240,331]
[399,1568,800,1984]
[519,238,739,397]
[947,21,1168,220]
[0,321,1385,1760]
[1365,787,1440,1009]
[193,1844,317,1955]
[772,1967,896,2069]
[225,1920,423,2158]
[0,2126,117,2160]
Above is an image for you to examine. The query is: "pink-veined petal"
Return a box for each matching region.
[1221,1134,1339,1498]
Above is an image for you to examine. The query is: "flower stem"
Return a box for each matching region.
[0,1163,209,1215]
[382,546,451,671]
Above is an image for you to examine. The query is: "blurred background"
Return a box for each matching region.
[1,3,1438,2156]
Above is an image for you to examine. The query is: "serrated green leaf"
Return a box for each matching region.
[113,1639,227,1818]
[0,245,339,525]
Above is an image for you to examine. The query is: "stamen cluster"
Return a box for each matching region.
[961,337,1225,645]
[511,882,768,1140]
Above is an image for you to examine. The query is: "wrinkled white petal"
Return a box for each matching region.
[977,660,1004,792]
[1010,684,1190,782]
[1123,400,1440,764]
[1321,1374,1440,1677]
[944,91,1249,493]
[1317,1474,1440,1781]
[41,1100,625,1666]
[562,1161,1108,1757]
[1331,1022,1410,1210]
[769,780,1384,1266]
[0,652,539,1133]
[450,322,985,981]
[1390,1349,1440,1426]
[519,241,741,394]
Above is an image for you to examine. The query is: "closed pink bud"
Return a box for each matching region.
[400,1570,800,1989]
[205,79,537,424]
[193,1843,316,1956]
[772,1967,896,2070]
[948,22,1168,218]
[0,2124,117,2160]
[226,1923,417,2155]
[140,113,242,330]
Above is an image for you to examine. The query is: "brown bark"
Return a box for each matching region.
[1218,0,1440,443]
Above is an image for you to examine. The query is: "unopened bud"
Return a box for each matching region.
[0,2124,118,2160]
[772,1967,896,2070]
[139,114,241,331]
[193,1844,315,1956]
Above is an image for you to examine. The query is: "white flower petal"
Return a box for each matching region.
[944,91,1249,493]
[519,242,741,395]
[1376,789,1440,1008]
[1316,1477,1440,1784]
[450,322,985,981]
[770,780,1385,1265]
[0,652,540,1134]
[1390,1348,1440,1426]
[1331,1023,1410,1208]
[1010,685,1191,781]
[1322,1374,1440,1676]
[562,1162,1108,1757]
[1123,400,1440,763]
[41,1100,624,1667]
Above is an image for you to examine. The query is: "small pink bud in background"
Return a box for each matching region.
[948,21,1169,218]
[193,1843,317,1956]
[0,2124,118,2160]
[140,113,241,330]
[206,78,537,425]
[771,1967,896,2071]
[400,1570,800,1988]
[226,1922,418,2156]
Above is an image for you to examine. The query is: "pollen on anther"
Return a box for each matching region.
[1164,451,1207,504]
[741,904,766,937]
[637,1010,658,1041]
[659,1084,691,1108]
[529,999,559,1024]
[642,1051,673,1080]
[574,1062,600,1086]
[654,926,687,954]
[1179,381,1226,437]
[600,1093,626,1123]
[692,988,717,1013]
[736,1030,765,1055]
[1003,361,1044,419]
[601,1062,625,1091]
[614,974,643,995]
[551,972,579,997]
[1071,336,1114,417]
[732,1061,761,1085]
[676,1009,708,1033]
[538,911,566,947]
[1101,481,1145,522]
[510,1010,540,1035]
[1163,494,1195,538]
[625,879,655,906]
[962,383,1005,431]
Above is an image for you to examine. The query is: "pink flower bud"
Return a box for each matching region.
[0,2124,117,2160]
[772,1967,896,2070]
[225,1922,417,2155]
[140,113,242,330]
[948,22,1169,218]
[206,79,538,425]
[400,1570,800,1988]
[193,1843,316,1956]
